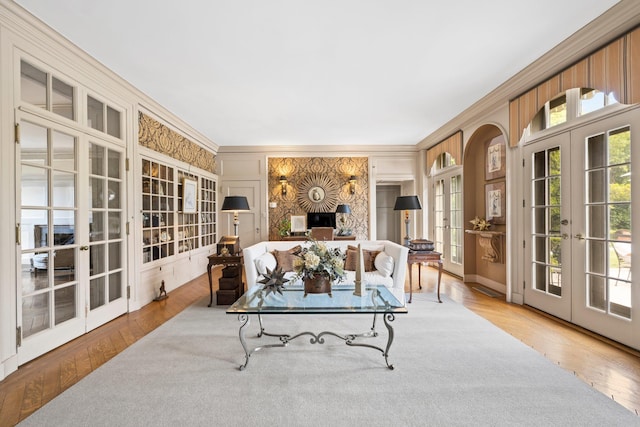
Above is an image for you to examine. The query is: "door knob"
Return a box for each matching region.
[574,234,585,240]
[80,245,89,251]
[561,219,569,225]
[562,233,569,240]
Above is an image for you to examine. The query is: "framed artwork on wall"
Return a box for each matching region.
[182,178,198,213]
[290,215,307,233]
[485,181,506,224]
[485,135,506,180]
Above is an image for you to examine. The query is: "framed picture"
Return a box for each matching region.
[290,215,307,233]
[485,135,506,180]
[182,178,197,213]
[485,182,506,224]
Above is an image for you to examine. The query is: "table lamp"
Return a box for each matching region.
[393,195,422,247]
[335,204,351,235]
[221,196,250,236]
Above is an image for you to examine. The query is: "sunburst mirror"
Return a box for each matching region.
[296,173,339,212]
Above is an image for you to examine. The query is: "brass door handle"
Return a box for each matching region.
[80,245,89,251]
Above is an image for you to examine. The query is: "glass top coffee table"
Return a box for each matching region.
[227,285,407,370]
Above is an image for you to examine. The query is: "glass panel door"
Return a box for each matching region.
[523,134,572,321]
[432,169,463,276]
[17,117,85,363]
[86,140,127,331]
[570,108,639,349]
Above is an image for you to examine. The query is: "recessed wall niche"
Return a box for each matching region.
[268,157,368,240]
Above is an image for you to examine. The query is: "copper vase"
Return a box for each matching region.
[304,274,332,297]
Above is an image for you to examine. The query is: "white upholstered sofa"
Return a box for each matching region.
[242,240,409,304]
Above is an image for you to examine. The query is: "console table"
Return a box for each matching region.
[207,254,244,307]
[407,251,442,304]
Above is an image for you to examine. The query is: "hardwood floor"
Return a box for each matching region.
[1,265,639,425]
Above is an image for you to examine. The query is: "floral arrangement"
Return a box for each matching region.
[293,240,346,283]
[470,216,492,231]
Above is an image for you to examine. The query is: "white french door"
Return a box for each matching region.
[16,112,127,364]
[524,108,640,349]
[432,168,463,276]
[524,134,572,321]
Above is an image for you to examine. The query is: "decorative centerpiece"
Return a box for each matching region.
[257,267,289,296]
[470,216,492,231]
[293,240,345,297]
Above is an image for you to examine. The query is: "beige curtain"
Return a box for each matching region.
[426,131,463,168]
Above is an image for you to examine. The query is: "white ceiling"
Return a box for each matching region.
[13,0,620,147]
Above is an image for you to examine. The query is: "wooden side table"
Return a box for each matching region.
[407,251,442,304]
[207,254,244,307]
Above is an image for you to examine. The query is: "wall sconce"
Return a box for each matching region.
[349,175,357,194]
[279,175,287,196]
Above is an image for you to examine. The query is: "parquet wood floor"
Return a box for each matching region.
[1,265,639,425]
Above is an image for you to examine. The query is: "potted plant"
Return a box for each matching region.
[293,240,345,296]
[278,218,291,237]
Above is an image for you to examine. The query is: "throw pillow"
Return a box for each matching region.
[344,245,380,272]
[254,252,277,276]
[374,251,395,277]
[272,245,302,272]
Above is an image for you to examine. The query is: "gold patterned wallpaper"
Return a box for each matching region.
[138,112,216,173]
[268,157,369,240]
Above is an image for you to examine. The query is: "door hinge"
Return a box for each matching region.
[522,158,525,167]
[523,281,526,290]
[126,221,130,235]
[85,305,89,317]
[523,240,525,248]
[125,158,130,172]
[16,223,21,245]
[16,326,21,347]
[523,199,525,208]
[127,285,131,299]
[15,123,20,144]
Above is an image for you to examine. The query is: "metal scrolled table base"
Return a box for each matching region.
[236,312,396,371]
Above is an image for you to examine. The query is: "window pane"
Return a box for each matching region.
[549,95,567,127]
[580,88,605,115]
[107,106,121,138]
[21,165,48,207]
[87,96,104,131]
[52,170,75,208]
[21,121,48,166]
[21,60,47,108]
[52,131,75,172]
[52,77,74,120]
[587,134,606,169]
[89,143,105,176]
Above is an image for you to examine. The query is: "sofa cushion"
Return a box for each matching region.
[272,245,302,272]
[254,251,277,276]
[344,245,380,272]
[374,251,395,278]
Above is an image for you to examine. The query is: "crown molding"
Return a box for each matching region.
[217,144,419,155]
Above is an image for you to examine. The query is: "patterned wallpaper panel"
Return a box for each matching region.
[268,157,369,240]
[138,112,216,173]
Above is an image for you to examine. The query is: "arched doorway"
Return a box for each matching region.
[462,124,508,296]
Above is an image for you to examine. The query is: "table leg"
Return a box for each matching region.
[207,264,214,307]
[436,260,443,303]
[408,262,413,304]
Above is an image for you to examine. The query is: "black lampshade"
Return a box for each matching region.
[336,204,351,214]
[393,195,422,211]
[221,196,250,211]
